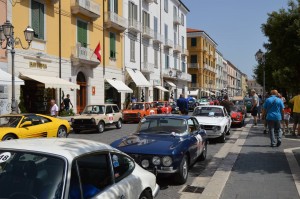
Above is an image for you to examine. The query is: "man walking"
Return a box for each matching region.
[177,94,188,115]
[63,94,73,111]
[262,90,284,147]
[251,89,259,126]
[289,89,300,136]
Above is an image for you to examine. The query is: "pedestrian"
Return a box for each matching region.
[177,94,188,115]
[250,89,259,126]
[63,94,73,111]
[262,90,284,147]
[220,95,234,115]
[283,103,291,135]
[50,99,59,117]
[131,95,137,103]
[257,95,263,120]
[289,89,300,136]
[262,93,270,134]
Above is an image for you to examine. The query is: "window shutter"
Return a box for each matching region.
[110,33,116,58]
[31,0,40,39]
[134,4,137,20]
[39,3,44,40]
[114,0,118,14]
[77,21,87,47]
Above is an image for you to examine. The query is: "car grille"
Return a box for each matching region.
[202,125,214,130]
[73,119,94,125]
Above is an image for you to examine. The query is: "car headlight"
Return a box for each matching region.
[141,159,150,168]
[152,156,161,165]
[162,156,172,167]
[212,126,221,131]
[91,118,96,124]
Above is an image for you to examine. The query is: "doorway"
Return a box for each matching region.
[76,72,87,113]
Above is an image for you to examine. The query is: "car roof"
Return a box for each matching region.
[196,105,224,109]
[145,114,192,119]
[0,138,116,160]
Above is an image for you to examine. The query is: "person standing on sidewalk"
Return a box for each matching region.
[262,90,284,147]
[250,89,259,126]
[289,89,300,136]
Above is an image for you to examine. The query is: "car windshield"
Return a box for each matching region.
[199,98,208,102]
[0,116,22,128]
[153,102,165,107]
[231,106,242,112]
[0,150,65,199]
[82,105,105,114]
[193,107,224,117]
[232,100,244,105]
[137,118,187,134]
[128,103,144,110]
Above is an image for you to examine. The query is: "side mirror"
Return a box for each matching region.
[20,121,32,128]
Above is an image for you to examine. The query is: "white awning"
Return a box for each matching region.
[188,89,199,96]
[19,74,79,89]
[106,79,133,93]
[126,68,151,87]
[165,80,176,88]
[204,90,214,95]
[155,86,169,92]
[0,69,24,85]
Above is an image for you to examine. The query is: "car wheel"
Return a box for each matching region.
[139,190,152,199]
[116,119,122,129]
[218,131,226,143]
[2,134,16,141]
[97,121,105,133]
[57,126,67,138]
[199,142,207,161]
[175,155,189,184]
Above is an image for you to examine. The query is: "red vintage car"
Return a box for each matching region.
[152,101,172,114]
[122,102,157,123]
[230,105,245,127]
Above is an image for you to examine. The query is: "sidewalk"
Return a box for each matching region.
[220,120,300,199]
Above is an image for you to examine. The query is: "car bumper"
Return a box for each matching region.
[71,124,97,130]
[123,115,141,122]
[205,130,223,138]
[231,120,242,124]
[153,184,160,198]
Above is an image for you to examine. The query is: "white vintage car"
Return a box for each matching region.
[193,105,232,143]
[0,138,159,199]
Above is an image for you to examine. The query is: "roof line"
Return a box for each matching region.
[178,0,190,12]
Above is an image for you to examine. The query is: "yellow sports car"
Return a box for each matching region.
[0,114,71,141]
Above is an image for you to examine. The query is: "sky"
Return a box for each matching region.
[181,0,290,79]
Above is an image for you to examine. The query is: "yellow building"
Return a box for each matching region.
[9,0,128,113]
[187,28,217,98]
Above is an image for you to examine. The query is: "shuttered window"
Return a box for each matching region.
[108,0,118,13]
[110,32,116,59]
[143,45,148,63]
[130,39,135,62]
[143,11,150,28]
[128,2,137,21]
[165,54,169,69]
[77,20,88,47]
[31,0,44,40]
[154,50,158,68]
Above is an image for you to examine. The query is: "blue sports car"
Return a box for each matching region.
[110,115,207,184]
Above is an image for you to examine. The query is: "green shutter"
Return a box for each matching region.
[114,0,118,14]
[77,20,87,47]
[31,1,40,39]
[39,3,44,40]
[110,32,116,58]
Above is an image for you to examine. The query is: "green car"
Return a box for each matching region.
[244,98,252,113]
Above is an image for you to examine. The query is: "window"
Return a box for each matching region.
[191,74,197,83]
[182,62,186,72]
[182,36,185,49]
[143,45,148,63]
[154,16,158,33]
[77,20,88,47]
[106,106,113,114]
[110,32,116,59]
[164,0,168,12]
[130,39,135,62]
[108,0,118,13]
[154,49,158,68]
[110,153,135,183]
[165,54,169,69]
[173,6,177,18]
[128,2,138,24]
[181,13,184,25]
[190,55,197,63]
[174,32,177,46]
[174,57,177,69]
[191,38,197,47]
[143,11,150,28]
[164,24,168,41]
[112,105,120,113]
[31,0,44,40]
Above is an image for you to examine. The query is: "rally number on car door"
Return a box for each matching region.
[108,114,114,123]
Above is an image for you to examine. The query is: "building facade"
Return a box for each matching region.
[247,79,263,96]
[241,73,248,98]
[226,60,236,97]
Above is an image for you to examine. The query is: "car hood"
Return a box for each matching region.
[73,114,103,119]
[122,110,142,114]
[195,116,224,125]
[111,134,181,155]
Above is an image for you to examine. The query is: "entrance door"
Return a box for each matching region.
[77,72,87,113]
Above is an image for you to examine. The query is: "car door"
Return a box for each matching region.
[187,118,201,162]
[105,106,114,124]
[112,105,121,122]
[18,115,47,138]
[223,108,231,129]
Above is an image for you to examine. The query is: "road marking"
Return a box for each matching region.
[284,147,300,197]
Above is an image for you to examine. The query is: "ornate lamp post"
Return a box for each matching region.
[0,20,34,113]
[255,49,265,100]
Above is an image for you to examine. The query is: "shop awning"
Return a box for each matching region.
[155,86,169,92]
[126,68,151,87]
[205,90,214,95]
[106,79,133,93]
[0,69,24,85]
[165,80,176,88]
[188,89,199,96]
[19,74,79,89]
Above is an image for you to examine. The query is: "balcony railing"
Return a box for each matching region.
[71,0,100,20]
[204,64,216,73]
[181,72,192,82]
[144,0,155,3]
[153,33,163,43]
[71,43,99,67]
[164,39,173,48]
[181,48,189,56]
[188,63,199,69]
[173,44,182,53]
[173,15,181,25]
[142,26,154,39]
[128,19,142,33]
[104,12,128,31]
[141,62,155,73]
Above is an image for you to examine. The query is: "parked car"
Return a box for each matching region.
[122,102,157,123]
[111,115,207,184]
[198,98,210,106]
[152,101,172,114]
[230,105,245,127]
[0,113,70,141]
[187,97,198,111]
[244,97,253,113]
[0,138,159,199]
[170,102,180,114]
[193,105,231,143]
[71,104,122,134]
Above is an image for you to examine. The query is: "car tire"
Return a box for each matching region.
[175,155,189,184]
[97,121,105,133]
[139,190,153,199]
[2,133,17,141]
[57,126,67,138]
[218,131,226,143]
[199,142,207,161]
[116,119,122,129]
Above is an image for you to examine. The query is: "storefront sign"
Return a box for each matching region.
[29,62,47,69]
[92,86,96,95]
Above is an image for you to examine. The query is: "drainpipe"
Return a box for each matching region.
[59,0,62,107]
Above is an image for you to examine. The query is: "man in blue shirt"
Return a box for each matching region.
[177,94,188,115]
[262,90,284,147]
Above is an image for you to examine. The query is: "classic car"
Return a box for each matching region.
[193,105,231,143]
[197,98,210,106]
[0,114,70,141]
[152,101,172,114]
[170,102,180,114]
[111,115,207,184]
[122,102,157,123]
[230,105,245,127]
[0,138,159,199]
[71,104,122,134]
[231,97,247,116]
[187,97,198,111]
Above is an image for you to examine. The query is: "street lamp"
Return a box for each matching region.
[0,20,34,113]
[255,49,265,100]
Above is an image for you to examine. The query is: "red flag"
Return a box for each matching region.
[94,42,101,62]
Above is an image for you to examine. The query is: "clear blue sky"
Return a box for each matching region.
[181,0,289,79]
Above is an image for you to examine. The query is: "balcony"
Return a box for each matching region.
[142,26,154,39]
[164,39,173,48]
[128,19,142,33]
[71,43,99,67]
[141,62,155,73]
[104,12,128,31]
[153,33,163,44]
[173,44,182,53]
[181,48,189,56]
[188,63,199,69]
[181,73,192,82]
[204,64,216,73]
[163,68,177,79]
[144,0,155,3]
[173,15,181,25]
[203,47,208,52]
[71,0,100,20]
